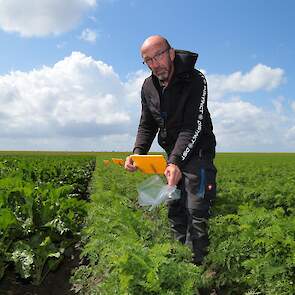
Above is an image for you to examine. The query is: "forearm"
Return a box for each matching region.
[133,125,158,154]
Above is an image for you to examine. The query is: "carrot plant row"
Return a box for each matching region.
[71,158,204,294]
[72,153,295,295]
[1,152,294,294]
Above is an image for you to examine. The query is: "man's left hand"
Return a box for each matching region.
[164,163,182,186]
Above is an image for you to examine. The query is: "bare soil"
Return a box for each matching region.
[0,249,80,295]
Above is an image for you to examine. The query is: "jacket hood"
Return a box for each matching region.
[174,49,198,74]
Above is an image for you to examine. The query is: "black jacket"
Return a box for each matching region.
[133,50,216,169]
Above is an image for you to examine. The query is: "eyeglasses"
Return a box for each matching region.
[142,48,170,66]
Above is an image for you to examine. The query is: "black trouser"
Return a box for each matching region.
[167,157,217,264]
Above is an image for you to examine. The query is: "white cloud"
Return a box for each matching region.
[285,126,295,143]
[99,134,136,151]
[124,70,148,102]
[0,0,97,37]
[79,28,97,43]
[204,64,292,151]
[272,96,285,114]
[210,98,285,151]
[0,58,292,152]
[207,64,284,100]
[291,101,295,113]
[0,52,149,151]
[208,84,295,151]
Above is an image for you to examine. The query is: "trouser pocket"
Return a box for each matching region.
[183,159,217,208]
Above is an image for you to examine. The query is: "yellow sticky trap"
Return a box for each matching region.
[130,155,167,174]
[112,158,124,166]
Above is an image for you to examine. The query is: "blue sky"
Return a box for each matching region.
[0,0,294,152]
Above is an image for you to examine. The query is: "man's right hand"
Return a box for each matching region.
[124,155,137,172]
[164,163,182,186]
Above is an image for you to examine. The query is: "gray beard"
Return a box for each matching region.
[157,72,168,82]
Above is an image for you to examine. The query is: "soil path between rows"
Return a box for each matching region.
[0,249,80,295]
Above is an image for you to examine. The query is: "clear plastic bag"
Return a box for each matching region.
[137,175,181,211]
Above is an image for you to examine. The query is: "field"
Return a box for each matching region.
[0,152,294,295]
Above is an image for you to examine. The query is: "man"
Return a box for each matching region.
[125,35,217,265]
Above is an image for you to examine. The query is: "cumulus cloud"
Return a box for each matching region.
[79,28,97,43]
[272,96,285,114]
[0,0,97,37]
[203,64,291,151]
[124,70,149,102]
[207,64,284,100]
[0,52,150,150]
[210,98,286,151]
[0,58,291,151]
[285,126,295,143]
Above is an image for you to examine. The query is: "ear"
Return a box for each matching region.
[169,48,175,61]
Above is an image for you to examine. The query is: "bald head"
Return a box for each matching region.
[140,35,170,55]
[140,35,175,85]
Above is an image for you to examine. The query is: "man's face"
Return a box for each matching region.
[141,43,174,82]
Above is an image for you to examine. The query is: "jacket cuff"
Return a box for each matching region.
[167,154,182,169]
[132,147,145,155]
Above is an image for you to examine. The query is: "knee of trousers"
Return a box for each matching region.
[190,219,208,240]
[188,207,210,219]
[188,209,209,240]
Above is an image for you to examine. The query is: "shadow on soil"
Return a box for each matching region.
[0,249,80,295]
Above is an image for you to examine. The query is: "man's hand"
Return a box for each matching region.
[164,163,182,186]
[124,155,137,172]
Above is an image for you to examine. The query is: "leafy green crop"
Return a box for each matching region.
[203,153,295,294]
[71,158,203,295]
[0,154,95,285]
[2,152,294,293]
[72,153,295,295]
